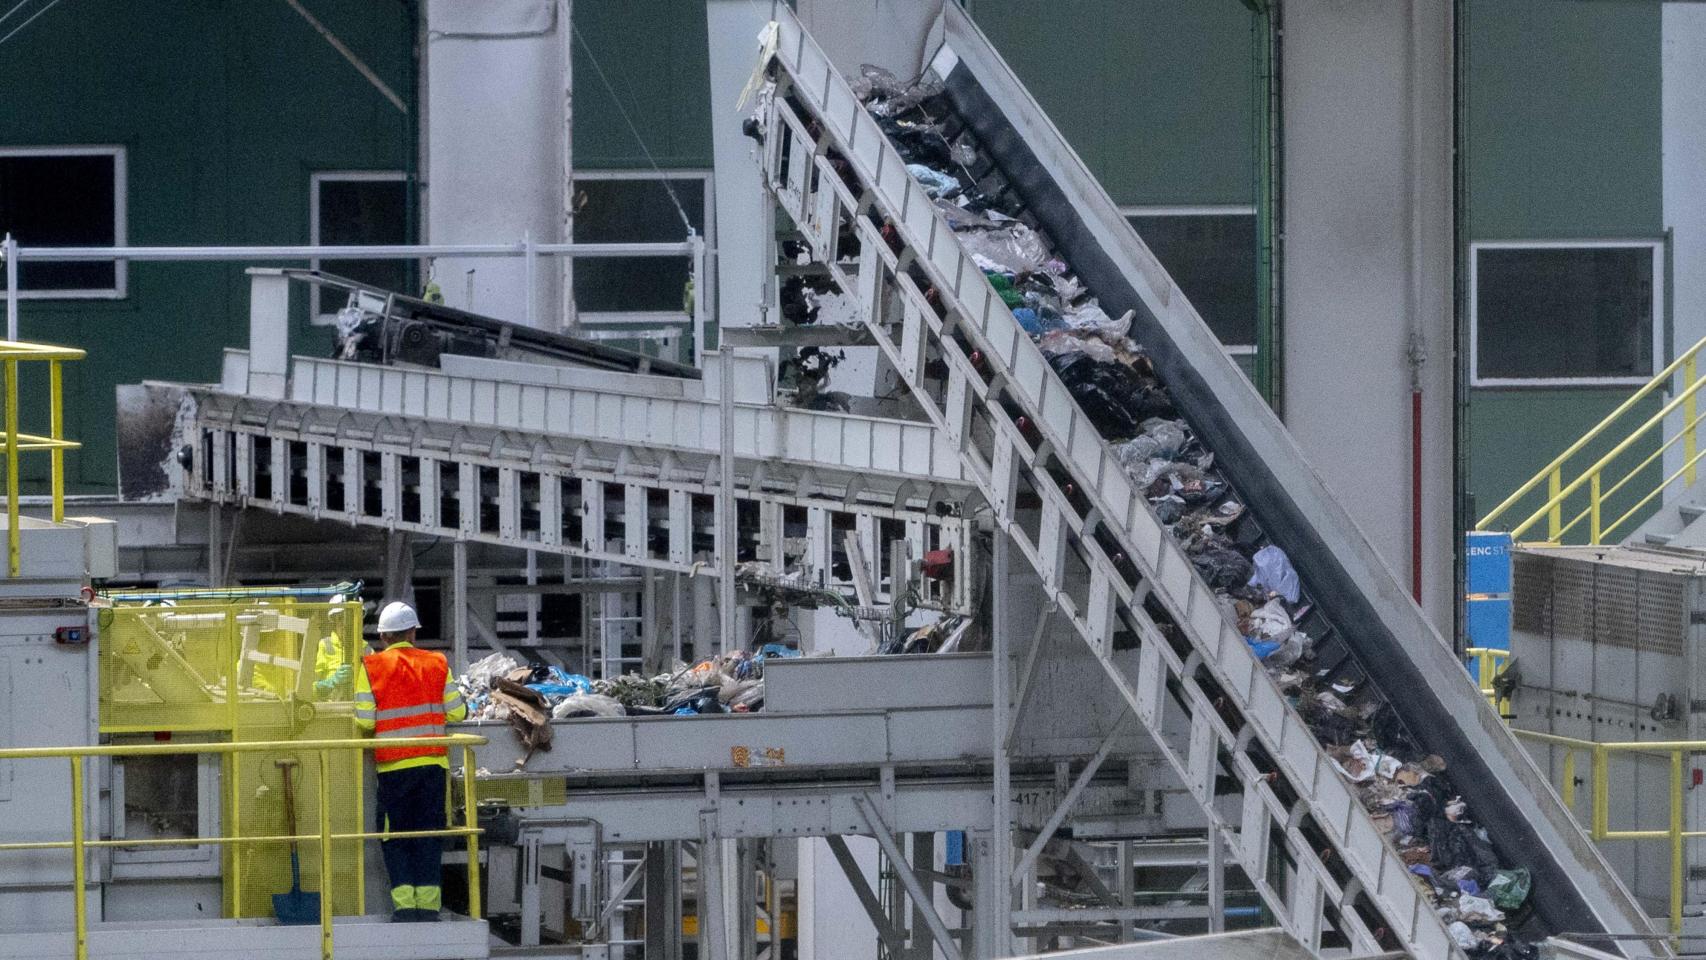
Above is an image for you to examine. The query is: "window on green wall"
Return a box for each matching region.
[570,172,710,362]
[0,146,126,298]
[1124,208,1257,353]
[1471,242,1661,385]
[310,171,409,323]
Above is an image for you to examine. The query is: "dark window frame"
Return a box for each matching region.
[309,170,410,323]
[1470,241,1663,386]
[1122,205,1258,353]
[0,145,127,299]
[569,169,712,340]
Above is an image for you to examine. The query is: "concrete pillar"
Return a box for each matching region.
[424,0,565,325]
[246,269,290,399]
[1281,0,1455,629]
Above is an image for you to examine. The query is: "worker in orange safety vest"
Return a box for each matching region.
[354,601,467,921]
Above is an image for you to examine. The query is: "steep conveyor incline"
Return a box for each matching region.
[754,6,1653,959]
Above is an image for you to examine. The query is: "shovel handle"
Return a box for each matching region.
[280,763,297,835]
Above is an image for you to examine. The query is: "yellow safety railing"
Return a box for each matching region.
[1511,729,1702,937]
[0,734,486,960]
[1477,332,1706,544]
[1464,646,1511,714]
[0,340,83,575]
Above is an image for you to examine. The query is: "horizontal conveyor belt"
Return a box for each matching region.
[181,349,976,593]
[757,6,1651,958]
[455,652,1167,844]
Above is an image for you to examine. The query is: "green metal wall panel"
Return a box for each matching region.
[0,0,414,493]
[572,0,713,170]
[1465,0,1661,240]
[1469,390,1664,543]
[969,0,1256,207]
[1463,0,1665,544]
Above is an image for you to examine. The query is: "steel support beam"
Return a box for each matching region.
[1005,604,1055,750]
[718,346,737,655]
[452,538,469,673]
[645,842,682,960]
[909,832,936,960]
[853,796,964,960]
[1011,720,1125,884]
[699,812,729,960]
[735,839,758,960]
[988,533,1014,957]
[825,835,908,958]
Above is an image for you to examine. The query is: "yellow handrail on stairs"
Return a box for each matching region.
[0,340,83,575]
[1477,332,1706,544]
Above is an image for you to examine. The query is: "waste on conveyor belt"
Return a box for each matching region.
[879,613,972,655]
[843,64,1537,957]
[460,652,773,721]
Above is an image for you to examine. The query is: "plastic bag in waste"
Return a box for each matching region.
[1050,353,1174,439]
[1050,273,1086,303]
[907,163,961,199]
[877,116,953,167]
[1013,308,1066,337]
[1187,538,1255,589]
[1457,894,1504,924]
[551,693,625,719]
[1151,494,1185,526]
[1486,868,1531,911]
[1041,330,1116,364]
[960,225,1051,275]
[1243,597,1293,639]
[936,199,1002,232]
[1332,740,1401,783]
[852,64,906,102]
[1447,921,1479,951]
[1112,430,1184,474]
[986,272,1024,307]
[1170,469,1227,506]
[1062,303,1133,340]
[460,652,521,697]
[1248,544,1301,604]
[529,681,593,700]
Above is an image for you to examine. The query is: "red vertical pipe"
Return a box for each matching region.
[1411,390,1423,601]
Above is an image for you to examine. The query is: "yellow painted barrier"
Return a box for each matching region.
[0,734,486,960]
[0,340,83,575]
[1477,331,1706,545]
[1463,646,1511,714]
[1510,729,1706,938]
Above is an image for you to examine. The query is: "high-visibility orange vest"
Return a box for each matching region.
[364,645,451,766]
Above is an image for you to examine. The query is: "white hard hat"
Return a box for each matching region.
[377,601,420,634]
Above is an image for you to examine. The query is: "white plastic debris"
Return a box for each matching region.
[550,693,626,719]
[1333,740,1400,783]
[1248,544,1302,604]
[1457,894,1505,924]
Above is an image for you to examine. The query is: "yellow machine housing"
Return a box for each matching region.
[96,594,369,918]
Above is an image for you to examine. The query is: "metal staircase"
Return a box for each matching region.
[757,6,1651,957]
[1634,497,1706,548]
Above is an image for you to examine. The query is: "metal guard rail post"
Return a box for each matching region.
[1463,646,1511,715]
[1510,729,1705,939]
[1478,332,1706,544]
[0,733,488,960]
[0,340,83,577]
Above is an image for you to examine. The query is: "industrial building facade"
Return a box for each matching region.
[0,0,1695,620]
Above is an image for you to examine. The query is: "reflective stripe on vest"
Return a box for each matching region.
[364,646,452,765]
